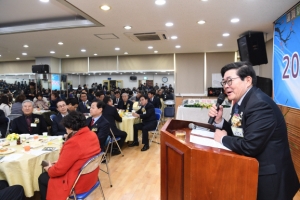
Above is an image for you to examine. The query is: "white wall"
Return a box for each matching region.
[78,74,174,88]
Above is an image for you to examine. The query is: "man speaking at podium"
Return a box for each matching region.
[208,61,299,200]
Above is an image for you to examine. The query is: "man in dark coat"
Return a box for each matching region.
[209,61,299,200]
[129,95,157,151]
[117,93,133,112]
[102,96,127,154]
[86,100,110,151]
[11,100,47,135]
[51,100,68,136]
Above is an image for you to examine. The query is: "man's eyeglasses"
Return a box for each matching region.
[220,77,240,87]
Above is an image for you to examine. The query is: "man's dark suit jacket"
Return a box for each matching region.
[136,102,156,123]
[117,100,133,112]
[77,101,91,113]
[0,110,8,138]
[221,87,299,200]
[86,116,110,150]
[51,113,67,136]
[149,97,161,108]
[113,98,121,106]
[11,114,47,135]
[102,105,123,135]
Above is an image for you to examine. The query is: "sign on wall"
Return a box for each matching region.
[273,3,300,109]
[51,74,61,91]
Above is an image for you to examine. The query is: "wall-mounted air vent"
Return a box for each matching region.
[124,31,168,42]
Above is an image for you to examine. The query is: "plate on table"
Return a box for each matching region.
[0,141,9,146]
[0,148,16,155]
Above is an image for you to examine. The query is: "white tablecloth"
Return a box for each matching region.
[176,106,232,124]
[0,136,61,197]
[116,116,140,142]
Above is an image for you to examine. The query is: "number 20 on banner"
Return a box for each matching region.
[282,52,300,79]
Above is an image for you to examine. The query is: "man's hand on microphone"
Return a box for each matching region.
[208,104,223,124]
[214,129,227,143]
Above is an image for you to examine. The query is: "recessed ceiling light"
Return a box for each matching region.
[50,51,55,54]
[165,22,173,27]
[201,0,208,1]
[155,73,157,74]
[148,46,153,49]
[175,45,181,48]
[16,57,20,60]
[99,73,101,75]
[22,53,27,56]
[100,5,110,11]
[154,51,158,53]
[124,26,131,30]
[58,42,63,45]
[168,73,170,75]
[66,55,69,57]
[0,55,1,57]
[197,20,206,24]
[223,33,230,37]
[171,36,178,39]
[231,18,240,23]
[132,73,134,74]
[124,52,128,54]
[155,0,166,5]
[115,47,120,50]
[217,43,223,47]
[94,54,98,56]
[40,0,49,2]
[81,49,86,52]
[23,45,29,48]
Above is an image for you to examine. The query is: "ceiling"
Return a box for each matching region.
[0,0,298,62]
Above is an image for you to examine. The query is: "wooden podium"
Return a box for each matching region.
[161,119,259,200]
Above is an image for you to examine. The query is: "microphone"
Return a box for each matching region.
[208,93,226,125]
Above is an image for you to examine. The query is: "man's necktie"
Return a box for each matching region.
[90,118,94,126]
[26,116,32,133]
[233,103,240,114]
[83,102,86,108]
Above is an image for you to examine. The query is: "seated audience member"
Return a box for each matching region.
[86,100,110,150]
[130,91,141,102]
[0,96,11,117]
[66,98,78,112]
[87,89,96,102]
[77,93,91,113]
[112,91,121,106]
[25,82,36,101]
[129,95,157,151]
[148,90,161,108]
[11,100,47,135]
[38,111,100,200]
[103,96,127,153]
[52,100,68,136]
[33,93,49,110]
[0,110,8,138]
[11,94,26,115]
[117,93,133,112]
[95,92,105,101]
[0,180,25,200]
[49,92,60,112]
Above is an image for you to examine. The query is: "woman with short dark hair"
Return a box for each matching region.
[0,96,11,117]
[33,93,49,110]
[38,111,101,200]
[11,94,26,115]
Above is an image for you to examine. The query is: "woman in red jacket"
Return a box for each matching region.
[38,111,101,200]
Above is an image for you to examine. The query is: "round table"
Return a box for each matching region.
[116,116,140,142]
[0,136,61,197]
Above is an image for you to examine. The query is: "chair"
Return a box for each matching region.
[6,114,22,136]
[149,113,161,145]
[106,129,124,162]
[154,108,162,115]
[68,153,105,200]
[163,107,175,123]
[100,138,113,187]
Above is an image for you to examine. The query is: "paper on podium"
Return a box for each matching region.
[191,129,214,138]
[190,135,231,151]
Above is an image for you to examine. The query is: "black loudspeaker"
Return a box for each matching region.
[130,76,137,81]
[237,32,268,66]
[207,87,224,97]
[61,75,67,82]
[32,65,49,74]
[256,76,272,97]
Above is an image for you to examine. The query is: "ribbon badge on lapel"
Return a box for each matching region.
[34,118,40,124]
[231,113,242,127]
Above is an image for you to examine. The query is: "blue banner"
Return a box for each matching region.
[51,74,61,91]
[273,3,300,109]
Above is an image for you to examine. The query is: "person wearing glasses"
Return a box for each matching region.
[51,100,68,136]
[208,61,299,200]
